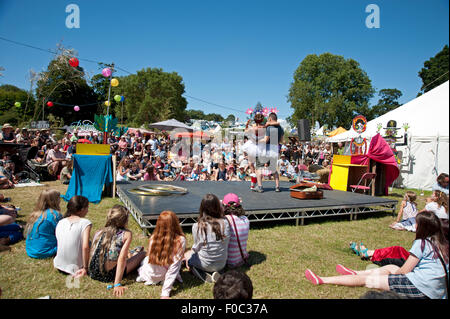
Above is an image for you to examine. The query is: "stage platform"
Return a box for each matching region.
[116,181,397,231]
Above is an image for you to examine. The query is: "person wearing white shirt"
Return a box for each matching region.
[54,196,91,277]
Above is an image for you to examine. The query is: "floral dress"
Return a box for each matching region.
[88,229,126,282]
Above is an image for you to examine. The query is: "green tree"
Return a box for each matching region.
[225,114,236,123]
[204,113,224,122]
[0,84,35,125]
[111,67,187,127]
[34,46,99,125]
[185,109,207,121]
[368,88,402,120]
[418,45,449,95]
[287,53,375,129]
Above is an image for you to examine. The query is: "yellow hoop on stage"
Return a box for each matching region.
[128,184,188,196]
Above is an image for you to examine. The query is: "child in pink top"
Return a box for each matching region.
[222,193,249,268]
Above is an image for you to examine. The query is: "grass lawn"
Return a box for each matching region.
[0,181,432,299]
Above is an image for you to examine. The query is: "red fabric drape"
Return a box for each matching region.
[371,246,410,262]
[351,133,399,195]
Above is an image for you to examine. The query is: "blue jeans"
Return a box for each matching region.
[0,223,23,244]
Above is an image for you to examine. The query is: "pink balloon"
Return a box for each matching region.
[102,68,112,77]
[74,105,80,112]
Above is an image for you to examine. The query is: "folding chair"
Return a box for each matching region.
[350,172,376,195]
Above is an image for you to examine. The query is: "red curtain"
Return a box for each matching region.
[351,133,399,195]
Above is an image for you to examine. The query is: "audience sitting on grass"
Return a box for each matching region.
[184,193,231,283]
[0,160,17,189]
[432,173,449,195]
[53,196,91,278]
[390,191,418,232]
[60,160,73,185]
[88,205,146,297]
[136,210,186,299]
[305,211,449,299]
[25,189,62,259]
[213,270,253,299]
[0,201,22,251]
[222,193,249,268]
[420,190,448,221]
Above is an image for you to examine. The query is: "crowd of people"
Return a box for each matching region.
[1,119,449,300]
[1,189,252,299]
[0,120,333,189]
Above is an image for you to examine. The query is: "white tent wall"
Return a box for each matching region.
[327,81,449,191]
[396,136,449,190]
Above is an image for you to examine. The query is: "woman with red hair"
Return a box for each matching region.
[136,211,186,299]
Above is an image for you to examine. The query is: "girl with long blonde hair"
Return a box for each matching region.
[88,205,145,297]
[25,189,62,259]
[136,211,186,298]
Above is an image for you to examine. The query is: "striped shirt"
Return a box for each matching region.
[225,215,250,267]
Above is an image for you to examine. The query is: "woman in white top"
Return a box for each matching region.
[420,190,448,220]
[54,195,91,278]
[136,211,185,299]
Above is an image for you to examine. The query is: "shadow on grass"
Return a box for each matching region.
[168,250,267,297]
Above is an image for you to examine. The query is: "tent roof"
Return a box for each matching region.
[327,127,347,137]
[328,81,449,142]
[148,119,193,132]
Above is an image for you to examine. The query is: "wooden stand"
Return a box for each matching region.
[329,155,368,192]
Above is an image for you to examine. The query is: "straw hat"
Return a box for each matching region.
[1,123,13,130]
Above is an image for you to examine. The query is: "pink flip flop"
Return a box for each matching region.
[336,264,357,275]
[305,269,323,285]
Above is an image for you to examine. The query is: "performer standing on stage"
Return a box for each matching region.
[242,110,266,190]
[252,112,284,193]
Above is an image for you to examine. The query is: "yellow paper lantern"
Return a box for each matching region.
[104,101,111,106]
[111,78,119,87]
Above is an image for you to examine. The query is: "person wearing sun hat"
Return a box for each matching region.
[0,124,16,143]
[222,193,250,268]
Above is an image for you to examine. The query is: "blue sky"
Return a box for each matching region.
[0,0,448,121]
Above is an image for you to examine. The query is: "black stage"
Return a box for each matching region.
[116,181,397,230]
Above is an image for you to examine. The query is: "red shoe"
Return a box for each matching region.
[305,269,323,285]
[336,264,357,275]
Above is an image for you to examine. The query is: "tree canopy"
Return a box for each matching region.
[287,53,375,129]
[418,44,449,95]
[109,67,187,127]
[367,88,403,120]
[34,48,98,125]
[0,84,35,126]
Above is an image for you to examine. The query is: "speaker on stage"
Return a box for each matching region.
[297,119,311,141]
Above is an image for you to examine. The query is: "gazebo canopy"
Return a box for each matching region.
[327,127,347,137]
[148,119,193,132]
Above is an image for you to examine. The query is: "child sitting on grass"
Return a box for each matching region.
[54,195,91,277]
[390,191,418,232]
[184,194,231,283]
[88,205,146,297]
[25,189,62,259]
[136,211,186,298]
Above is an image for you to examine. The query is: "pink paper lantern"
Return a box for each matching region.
[102,68,112,77]
[74,105,80,112]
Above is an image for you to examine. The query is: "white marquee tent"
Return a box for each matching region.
[327,81,449,191]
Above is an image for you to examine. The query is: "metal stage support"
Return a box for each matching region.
[116,184,397,232]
